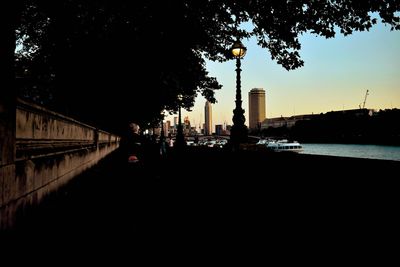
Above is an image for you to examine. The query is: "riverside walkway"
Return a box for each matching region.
[2,147,398,254]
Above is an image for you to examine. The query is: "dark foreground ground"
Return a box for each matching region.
[1,147,398,261]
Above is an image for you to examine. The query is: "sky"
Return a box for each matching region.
[167,20,400,130]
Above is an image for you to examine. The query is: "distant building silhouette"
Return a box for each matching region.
[205,101,212,135]
[248,88,266,130]
[225,125,232,135]
[163,121,169,136]
[184,116,191,135]
[261,114,316,129]
[261,109,374,129]
[215,124,223,136]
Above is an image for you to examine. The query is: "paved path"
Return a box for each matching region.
[2,147,398,258]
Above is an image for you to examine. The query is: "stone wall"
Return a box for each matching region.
[0,99,119,229]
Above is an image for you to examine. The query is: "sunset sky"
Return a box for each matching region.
[167,20,400,130]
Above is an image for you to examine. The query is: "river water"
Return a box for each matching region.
[300,143,400,161]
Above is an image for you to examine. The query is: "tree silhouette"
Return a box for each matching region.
[5,0,400,132]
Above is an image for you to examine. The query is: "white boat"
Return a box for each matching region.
[265,139,303,152]
[256,138,274,145]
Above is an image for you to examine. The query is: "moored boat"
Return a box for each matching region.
[265,139,303,152]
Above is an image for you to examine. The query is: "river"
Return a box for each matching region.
[300,143,400,161]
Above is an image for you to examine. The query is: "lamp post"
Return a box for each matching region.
[230,40,248,150]
[160,113,166,156]
[175,94,186,149]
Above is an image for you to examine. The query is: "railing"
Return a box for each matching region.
[16,98,119,160]
[1,98,120,229]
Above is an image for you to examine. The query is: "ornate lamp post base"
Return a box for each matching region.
[230,122,248,148]
[175,126,185,149]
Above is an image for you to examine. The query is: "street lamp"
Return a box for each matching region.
[230,40,248,150]
[160,112,167,156]
[175,94,186,149]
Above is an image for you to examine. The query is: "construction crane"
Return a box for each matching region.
[359,89,369,109]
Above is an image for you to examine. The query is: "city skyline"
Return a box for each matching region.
[167,19,400,130]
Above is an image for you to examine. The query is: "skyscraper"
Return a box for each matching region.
[204,101,212,135]
[248,88,266,130]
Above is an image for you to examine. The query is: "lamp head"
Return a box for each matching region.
[231,40,247,59]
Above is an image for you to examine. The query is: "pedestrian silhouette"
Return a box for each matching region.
[120,122,144,163]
